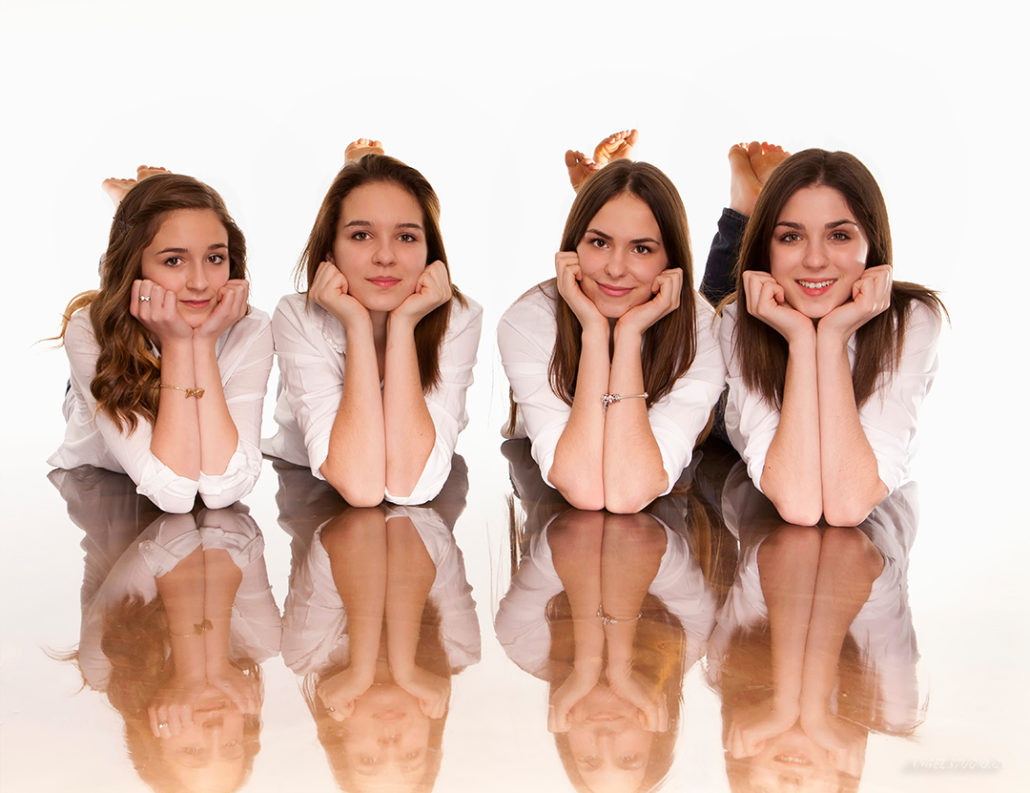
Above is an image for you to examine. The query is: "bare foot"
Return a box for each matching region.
[749,141,790,184]
[101,177,137,207]
[565,149,599,193]
[136,164,170,181]
[593,129,639,167]
[345,138,384,163]
[728,141,791,215]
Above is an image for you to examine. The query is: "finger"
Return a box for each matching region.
[148,705,161,738]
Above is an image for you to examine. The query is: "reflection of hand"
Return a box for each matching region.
[310,260,369,329]
[743,270,814,343]
[208,663,260,716]
[131,279,194,344]
[395,665,450,719]
[316,666,374,722]
[614,268,682,337]
[148,675,206,738]
[555,252,607,334]
[392,260,452,323]
[548,664,601,733]
[606,666,669,732]
[725,696,800,758]
[801,711,867,778]
[195,279,249,340]
[819,264,893,341]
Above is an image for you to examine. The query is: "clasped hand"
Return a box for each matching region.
[131,279,249,344]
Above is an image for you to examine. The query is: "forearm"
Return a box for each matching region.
[549,328,609,510]
[382,317,436,498]
[193,338,239,477]
[156,546,207,679]
[549,511,605,667]
[384,516,436,680]
[320,323,386,506]
[761,333,822,526]
[601,330,668,513]
[151,340,201,479]
[816,333,887,526]
[201,548,243,674]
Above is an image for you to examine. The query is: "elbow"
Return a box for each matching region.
[822,481,888,528]
[547,464,605,511]
[320,462,384,508]
[603,470,667,515]
[768,496,823,527]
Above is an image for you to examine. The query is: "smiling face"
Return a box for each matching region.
[342,684,432,791]
[575,192,669,319]
[331,181,428,317]
[768,185,870,319]
[565,684,654,793]
[139,208,231,328]
[158,685,247,792]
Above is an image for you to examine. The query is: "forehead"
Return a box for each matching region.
[586,192,661,237]
[149,208,227,243]
[340,181,422,224]
[777,184,856,220]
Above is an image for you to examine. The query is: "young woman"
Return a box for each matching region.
[264,146,482,507]
[718,148,945,527]
[498,159,726,513]
[50,172,273,513]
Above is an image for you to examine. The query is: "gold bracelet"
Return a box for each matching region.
[159,384,206,399]
[170,619,213,639]
[601,392,648,412]
[597,605,643,625]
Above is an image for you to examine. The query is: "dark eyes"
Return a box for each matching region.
[162,254,225,266]
[586,237,654,254]
[777,231,853,243]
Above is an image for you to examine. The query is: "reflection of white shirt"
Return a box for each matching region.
[264,293,483,506]
[720,300,942,495]
[497,284,726,495]
[49,308,274,513]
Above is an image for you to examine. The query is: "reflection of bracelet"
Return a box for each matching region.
[597,606,642,625]
[170,619,213,639]
[601,392,647,412]
[159,384,206,399]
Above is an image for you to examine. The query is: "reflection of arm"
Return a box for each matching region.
[385,515,437,681]
[202,548,243,675]
[156,546,207,683]
[549,511,604,671]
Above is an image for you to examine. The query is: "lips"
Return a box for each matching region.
[180,299,212,309]
[597,283,633,297]
[795,278,837,296]
[368,277,401,288]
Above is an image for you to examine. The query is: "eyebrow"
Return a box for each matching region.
[342,220,424,231]
[774,219,859,230]
[153,243,228,255]
[585,227,661,245]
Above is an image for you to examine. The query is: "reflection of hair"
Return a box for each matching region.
[549,160,698,409]
[89,595,261,793]
[301,601,450,792]
[56,174,248,431]
[547,592,686,793]
[724,149,946,408]
[295,154,467,393]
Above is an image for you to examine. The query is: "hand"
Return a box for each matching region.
[819,265,893,341]
[391,260,452,324]
[555,252,608,334]
[316,665,374,722]
[394,665,450,719]
[548,663,601,733]
[131,279,193,344]
[310,260,370,329]
[606,665,669,732]
[801,710,867,778]
[614,267,682,337]
[743,270,815,343]
[725,695,800,758]
[207,662,260,716]
[195,279,249,341]
[147,674,206,738]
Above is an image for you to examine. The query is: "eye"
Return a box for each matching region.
[351,231,371,241]
[619,754,642,768]
[587,236,608,249]
[577,756,601,771]
[208,253,226,265]
[163,256,183,267]
[399,232,418,243]
[830,230,851,241]
[777,231,801,243]
[633,244,654,255]
[404,750,421,761]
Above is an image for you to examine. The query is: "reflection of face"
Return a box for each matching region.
[159,685,246,792]
[140,209,231,328]
[768,185,870,319]
[343,684,432,791]
[331,181,428,317]
[566,684,654,793]
[575,192,669,319]
[745,725,838,793]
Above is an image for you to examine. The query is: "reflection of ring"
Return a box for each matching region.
[139,295,151,302]
[158,721,168,729]
[327,706,335,713]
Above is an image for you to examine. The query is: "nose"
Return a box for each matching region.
[372,239,396,266]
[802,238,829,270]
[603,248,627,278]
[186,260,210,291]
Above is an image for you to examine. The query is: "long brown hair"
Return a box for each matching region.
[296,154,466,393]
[56,174,248,431]
[725,148,945,408]
[549,160,698,407]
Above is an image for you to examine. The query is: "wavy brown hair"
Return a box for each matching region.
[723,148,946,408]
[56,174,247,431]
[548,160,698,409]
[295,153,466,393]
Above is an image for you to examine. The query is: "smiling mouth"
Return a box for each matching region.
[368,278,401,288]
[180,299,211,309]
[597,284,633,297]
[796,279,836,290]
[773,753,813,766]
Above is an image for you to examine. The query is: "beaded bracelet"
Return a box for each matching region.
[601,392,648,412]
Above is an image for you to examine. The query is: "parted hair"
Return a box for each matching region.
[57,174,248,431]
[549,159,698,407]
[295,153,466,393]
[725,148,945,408]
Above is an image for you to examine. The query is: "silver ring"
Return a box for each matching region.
[139,295,151,303]
[158,721,168,729]
[327,706,335,713]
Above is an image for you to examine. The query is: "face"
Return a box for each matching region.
[159,685,246,792]
[140,208,231,328]
[342,684,432,791]
[575,192,669,319]
[566,684,654,793]
[768,185,870,319]
[745,724,840,793]
[331,181,429,316]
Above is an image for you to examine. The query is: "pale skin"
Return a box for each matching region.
[746,185,891,527]
[131,207,249,482]
[310,177,452,505]
[565,129,639,193]
[548,192,681,513]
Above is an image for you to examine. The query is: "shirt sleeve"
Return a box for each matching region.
[198,312,274,508]
[386,298,483,505]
